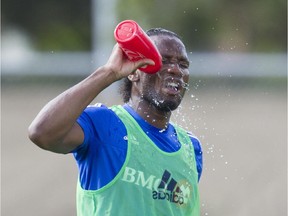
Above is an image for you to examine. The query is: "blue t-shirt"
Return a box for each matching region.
[73,104,203,190]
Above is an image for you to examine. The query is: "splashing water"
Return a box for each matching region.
[152,98,164,107]
[172,78,230,177]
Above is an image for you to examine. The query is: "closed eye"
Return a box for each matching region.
[179,61,189,69]
[162,57,169,64]
[162,58,189,68]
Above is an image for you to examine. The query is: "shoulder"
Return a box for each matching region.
[77,104,128,141]
[187,132,201,147]
[84,103,113,115]
[187,131,202,155]
[187,131,203,181]
[74,104,126,151]
[78,103,127,131]
[173,124,201,150]
[79,103,122,123]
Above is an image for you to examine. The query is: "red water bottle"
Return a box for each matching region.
[114,20,162,74]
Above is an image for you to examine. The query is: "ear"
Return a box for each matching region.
[128,70,141,82]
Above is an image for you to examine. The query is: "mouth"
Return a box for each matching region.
[164,78,182,95]
[166,82,180,91]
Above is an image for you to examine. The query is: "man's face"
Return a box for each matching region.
[139,34,190,112]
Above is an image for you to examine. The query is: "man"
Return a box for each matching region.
[28,27,203,216]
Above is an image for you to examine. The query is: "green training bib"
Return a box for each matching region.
[76,105,200,216]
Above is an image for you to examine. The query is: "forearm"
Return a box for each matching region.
[28,43,154,153]
[28,66,118,152]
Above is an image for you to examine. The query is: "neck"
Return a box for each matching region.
[128,97,172,129]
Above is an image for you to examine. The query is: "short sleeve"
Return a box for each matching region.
[189,134,203,181]
[72,103,111,157]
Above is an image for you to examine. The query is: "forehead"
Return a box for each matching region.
[150,35,188,58]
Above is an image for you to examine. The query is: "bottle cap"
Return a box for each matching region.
[114,21,137,42]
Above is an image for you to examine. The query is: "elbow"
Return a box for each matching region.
[28,123,51,151]
[28,123,71,154]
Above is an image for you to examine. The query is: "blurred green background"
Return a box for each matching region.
[1,0,287,216]
[2,0,286,52]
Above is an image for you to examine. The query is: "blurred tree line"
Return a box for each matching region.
[2,0,286,52]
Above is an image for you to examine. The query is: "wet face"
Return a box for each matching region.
[139,35,190,112]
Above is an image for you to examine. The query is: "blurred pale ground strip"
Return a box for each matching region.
[1,78,286,216]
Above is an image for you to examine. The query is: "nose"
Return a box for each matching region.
[167,63,183,77]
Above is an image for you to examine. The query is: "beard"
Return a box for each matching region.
[139,73,187,112]
[142,90,183,112]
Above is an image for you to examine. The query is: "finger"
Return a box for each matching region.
[135,59,155,69]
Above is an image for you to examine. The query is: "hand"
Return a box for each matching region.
[104,44,155,80]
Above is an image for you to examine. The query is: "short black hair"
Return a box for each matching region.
[119,28,181,103]
[146,28,181,39]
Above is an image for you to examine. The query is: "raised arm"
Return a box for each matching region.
[28,44,154,154]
